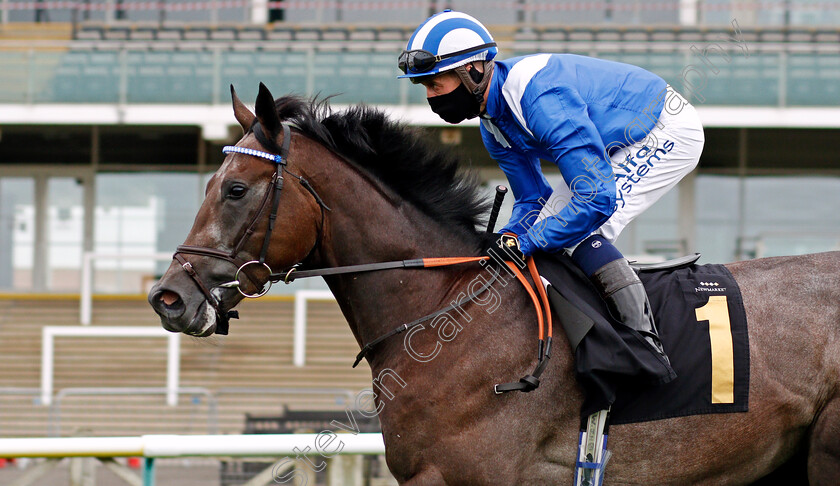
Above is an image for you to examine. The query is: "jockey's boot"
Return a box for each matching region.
[590,258,670,365]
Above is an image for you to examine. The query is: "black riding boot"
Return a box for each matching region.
[590,258,670,364]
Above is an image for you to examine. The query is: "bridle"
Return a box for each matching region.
[173,122,329,335]
[171,120,487,338]
[168,119,552,394]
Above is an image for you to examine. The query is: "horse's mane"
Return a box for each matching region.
[273,96,491,242]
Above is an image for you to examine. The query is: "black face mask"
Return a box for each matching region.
[427,83,481,124]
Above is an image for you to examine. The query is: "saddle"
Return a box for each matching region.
[534,252,750,425]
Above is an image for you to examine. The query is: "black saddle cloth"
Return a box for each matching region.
[534,252,750,425]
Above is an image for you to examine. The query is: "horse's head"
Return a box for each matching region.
[149,83,325,336]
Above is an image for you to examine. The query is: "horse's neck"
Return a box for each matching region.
[323,197,478,350]
[303,151,481,354]
[299,143,574,389]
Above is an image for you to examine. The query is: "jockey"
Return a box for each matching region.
[398,10,705,364]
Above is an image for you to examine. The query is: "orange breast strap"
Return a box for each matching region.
[494,255,554,394]
[506,260,545,342]
[527,256,553,339]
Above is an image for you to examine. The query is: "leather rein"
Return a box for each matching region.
[171,121,553,393]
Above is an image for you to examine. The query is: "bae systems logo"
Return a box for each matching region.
[696,281,726,292]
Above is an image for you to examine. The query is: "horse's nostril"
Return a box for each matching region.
[159,290,180,307]
[151,289,186,322]
[149,285,189,332]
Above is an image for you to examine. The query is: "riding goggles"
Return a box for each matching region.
[398,42,497,75]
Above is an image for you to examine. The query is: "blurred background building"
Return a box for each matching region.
[0,1,838,482]
[1,0,839,294]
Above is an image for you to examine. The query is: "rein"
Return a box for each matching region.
[171,121,554,393]
[266,256,493,284]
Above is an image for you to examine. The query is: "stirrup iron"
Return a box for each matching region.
[574,408,611,486]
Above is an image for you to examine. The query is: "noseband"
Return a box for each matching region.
[173,122,329,334]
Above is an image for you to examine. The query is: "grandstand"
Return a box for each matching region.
[1,1,840,483]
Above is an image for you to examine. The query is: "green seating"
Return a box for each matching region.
[0,52,31,102]
[12,46,836,107]
[218,51,307,102]
[787,53,840,106]
[53,51,121,103]
[314,52,402,104]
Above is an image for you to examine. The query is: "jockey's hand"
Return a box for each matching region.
[499,234,526,263]
[481,233,525,263]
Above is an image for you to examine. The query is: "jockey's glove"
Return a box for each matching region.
[481,233,526,264]
[500,234,526,262]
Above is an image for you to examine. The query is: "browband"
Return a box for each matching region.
[222,145,284,165]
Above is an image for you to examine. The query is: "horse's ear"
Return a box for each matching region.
[230,85,254,134]
[255,82,281,136]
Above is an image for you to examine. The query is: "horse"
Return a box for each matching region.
[148,84,840,485]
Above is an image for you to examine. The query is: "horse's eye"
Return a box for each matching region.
[227,184,248,200]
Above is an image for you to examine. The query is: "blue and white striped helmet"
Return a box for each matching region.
[398,10,497,79]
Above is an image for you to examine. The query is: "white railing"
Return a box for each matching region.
[41,326,180,406]
[0,433,385,486]
[0,432,385,458]
[79,251,173,325]
[293,289,336,367]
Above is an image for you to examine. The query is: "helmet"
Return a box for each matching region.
[398,10,497,80]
